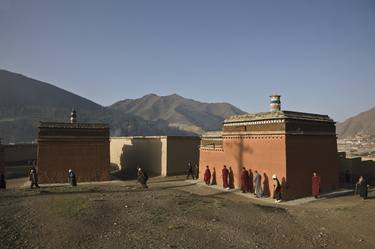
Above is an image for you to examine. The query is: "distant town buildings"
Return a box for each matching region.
[337,134,375,160]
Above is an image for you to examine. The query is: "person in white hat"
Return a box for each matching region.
[68,169,77,187]
[137,167,148,188]
[272,174,282,203]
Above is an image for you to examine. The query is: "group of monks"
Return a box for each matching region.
[203,165,264,197]
[204,165,325,202]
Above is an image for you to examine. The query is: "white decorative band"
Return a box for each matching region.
[223,119,284,126]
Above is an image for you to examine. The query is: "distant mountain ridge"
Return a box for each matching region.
[0,69,245,143]
[110,93,246,134]
[337,107,375,138]
[0,70,190,143]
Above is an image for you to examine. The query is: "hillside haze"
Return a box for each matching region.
[0,70,190,143]
[337,107,375,138]
[110,93,246,134]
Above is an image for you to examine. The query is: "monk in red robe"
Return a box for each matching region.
[222,165,229,189]
[228,166,235,189]
[312,172,320,198]
[203,165,211,185]
[240,167,250,193]
[211,167,217,185]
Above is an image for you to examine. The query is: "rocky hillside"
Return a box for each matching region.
[337,106,375,138]
[110,94,245,134]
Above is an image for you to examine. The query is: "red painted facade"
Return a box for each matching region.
[199,111,339,200]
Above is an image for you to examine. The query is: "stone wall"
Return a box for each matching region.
[3,144,37,165]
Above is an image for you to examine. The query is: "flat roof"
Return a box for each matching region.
[39,122,109,129]
[224,110,333,124]
[110,135,200,139]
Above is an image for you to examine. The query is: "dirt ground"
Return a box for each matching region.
[0,176,374,249]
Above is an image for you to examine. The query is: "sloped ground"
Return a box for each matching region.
[0,177,374,249]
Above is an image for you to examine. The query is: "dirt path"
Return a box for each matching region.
[1,178,374,249]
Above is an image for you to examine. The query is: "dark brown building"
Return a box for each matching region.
[37,122,110,183]
[199,96,339,200]
[0,139,4,174]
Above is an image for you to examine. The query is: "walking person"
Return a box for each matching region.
[186,162,195,180]
[203,165,211,185]
[356,176,369,200]
[312,172,320,198]
[211,167,217,185]
[68,169,77,187]
[240,167,250,193]
[137,167,149,188]
[29,168,40,189]
[253,170,262,197]
[0,172,6,190]
[272,174,282,203]
[222,165,229,189]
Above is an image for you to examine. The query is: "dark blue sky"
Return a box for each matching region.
[1,0,374,121]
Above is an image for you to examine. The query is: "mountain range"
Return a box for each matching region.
[0,69,374,143]
[336,107,375,138]
[110,94,245,134]
[0,69,244,143]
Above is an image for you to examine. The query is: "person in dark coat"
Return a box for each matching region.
[137,167,148,188]
[0,172,6,190]
[248,169,254,193]
[228,167,235,189]
[29,168,40,189]
[203,165,211,185]
[272,174,282,203]
[68,169,77,187]
[240,167,250,193]
[222,165,229,189]
[186,162,195,180]
[356,176,369,200]
[211,167,217,185]
[195,164,199,179]
[312,172,320,198]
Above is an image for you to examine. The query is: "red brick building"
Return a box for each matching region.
[37,121,110,183]
[199,96,339,200]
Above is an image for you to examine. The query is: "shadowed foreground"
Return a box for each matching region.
[0,177,374,249]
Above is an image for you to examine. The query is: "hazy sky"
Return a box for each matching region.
[1,0,374,121]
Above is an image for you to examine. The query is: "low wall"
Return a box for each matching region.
[110,136,200,177]
[3,143,37,165]
[110,136,167,177]
[338,153,375,185]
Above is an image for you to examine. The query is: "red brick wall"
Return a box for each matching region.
[200,135,287,197]
[199,148,225,181]
[285,135,339,200]
[38,140,110,183]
